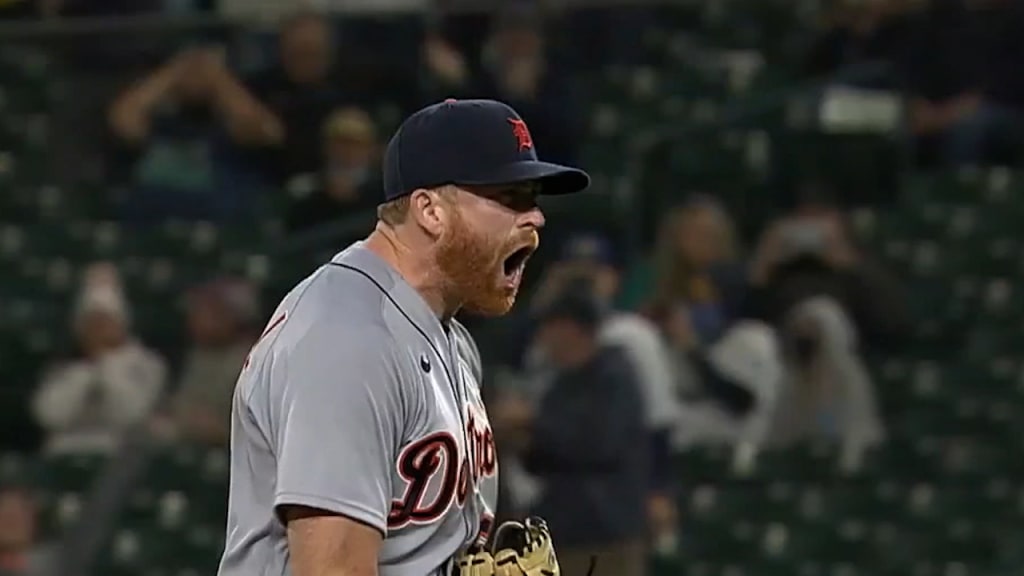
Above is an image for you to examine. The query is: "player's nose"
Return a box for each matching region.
[520,205,545,230]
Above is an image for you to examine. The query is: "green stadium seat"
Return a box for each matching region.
[0,452,27,479]
[675,446,741,484]
[143,445,228,490]
[134,446,228,525]
[679,518,758,562]
[649,554,684,576]
[748,443,839,482]
[42,490,88,536]
[100,524,222,575]
[121,487,225,533]
[759,521,876,562]
[799,482,903,525]
[994,527,1024,573]
[684,482,796,526]
[33,452,102,536]
[938,441,1024,480]
[901,170,983,206]
[848,441,941,481]
[37,452,107,492]
[775,131,902,204]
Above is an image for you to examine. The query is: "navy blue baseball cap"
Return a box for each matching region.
[382,98,590,200]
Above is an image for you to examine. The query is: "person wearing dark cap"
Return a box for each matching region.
[520,291,648,576]
[217,98,588,576]
[525,233,681,554]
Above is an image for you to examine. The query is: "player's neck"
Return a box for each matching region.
[364,227,459,321]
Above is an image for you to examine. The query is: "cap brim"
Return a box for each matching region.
[459,160,590,196]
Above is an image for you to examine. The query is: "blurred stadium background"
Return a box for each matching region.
[1,0,1024,575]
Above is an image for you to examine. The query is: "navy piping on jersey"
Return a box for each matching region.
[327,262,459,389]
[327,261,477,546]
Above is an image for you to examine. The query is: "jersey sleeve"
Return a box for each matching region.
[269,325,405,535]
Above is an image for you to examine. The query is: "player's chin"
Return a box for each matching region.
[465,290,518,317]
[469,264,524,316]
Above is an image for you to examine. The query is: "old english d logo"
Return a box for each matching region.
[507,118,533,151]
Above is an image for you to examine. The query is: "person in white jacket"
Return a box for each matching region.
[32,265,167,455]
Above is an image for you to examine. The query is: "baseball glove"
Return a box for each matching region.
[456,517,561,576]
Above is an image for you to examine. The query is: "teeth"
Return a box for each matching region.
[506,265,522,283]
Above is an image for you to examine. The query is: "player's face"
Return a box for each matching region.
[436,183,544,316]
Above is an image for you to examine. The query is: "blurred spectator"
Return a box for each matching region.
[285,107,381,233]
[31,264,167,455]
[631,198,746,348]
[108,47,278,221]
[745,206,910,353]
[247,12,368,184]
[530,236,678,472]
[804,0,917,88]
[476,3,581,165]
[742,208,900,448]
[767,296,886,449]
[673,305,883,451]
[149,278,259,447]
[671,321,784,449]
[419,32,476,103]
[905,0,1024,166]
[526,234,680,550]
[0,480,56,576]
[509,292,647,576]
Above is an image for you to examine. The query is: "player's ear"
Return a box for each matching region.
[409,188,449,237]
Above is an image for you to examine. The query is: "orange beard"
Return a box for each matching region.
[436,207,533,317]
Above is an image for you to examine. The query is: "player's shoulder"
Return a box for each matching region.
[264,263,401,360]
[449,318,483,384]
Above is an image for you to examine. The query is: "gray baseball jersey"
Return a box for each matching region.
[217,242,499,576]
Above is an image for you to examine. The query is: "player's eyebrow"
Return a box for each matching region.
[496,182,540,197]
[502,186,541,212]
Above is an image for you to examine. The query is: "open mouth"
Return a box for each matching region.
[502,245,535,277]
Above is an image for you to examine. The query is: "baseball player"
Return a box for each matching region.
[217,99,590,576]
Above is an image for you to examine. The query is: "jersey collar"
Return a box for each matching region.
[331,242,453,370]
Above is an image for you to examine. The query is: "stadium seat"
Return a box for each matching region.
[684,482,796,526]
[98,523,223,575]
[849,442,940,481]
[675,446,741,484]
[748,443,839,482]
[30,452,105,535]
[37,453,108,492]
[679,519,758,562]
[799,482,903,525]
